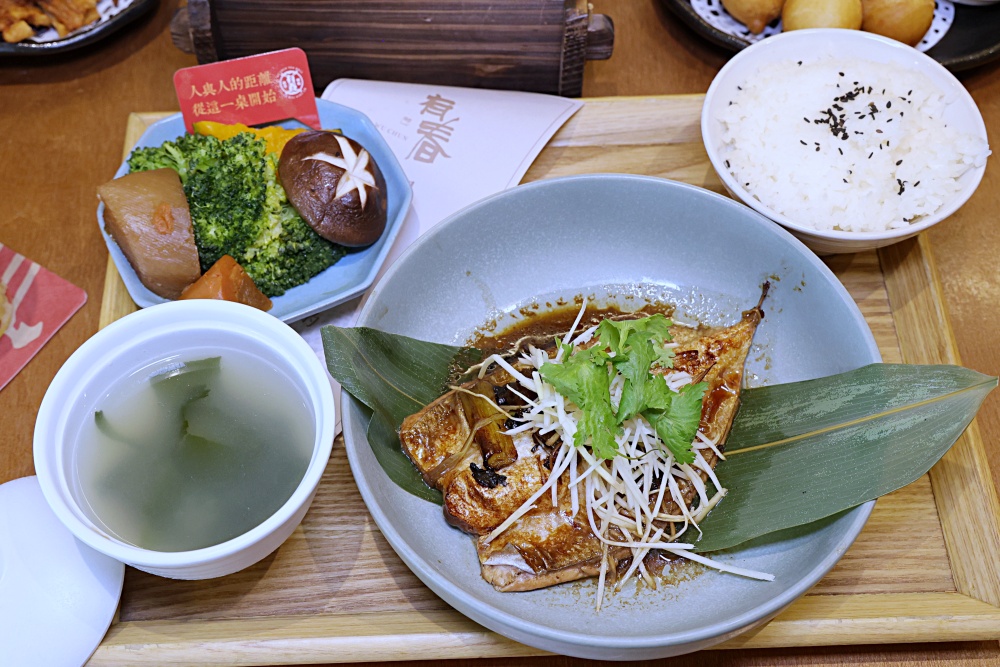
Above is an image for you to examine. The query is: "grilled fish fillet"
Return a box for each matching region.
[398,290,766,592]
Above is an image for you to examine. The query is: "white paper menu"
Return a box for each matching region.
[292,79,583,431]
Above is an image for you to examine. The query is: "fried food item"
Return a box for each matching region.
[722,0,784,34]
[782,0,862,30]
[179,255,273,311]
[98,168,202,299]
[34,0,97,36]
[862,0,934,46]
[0,0,51,42]
[2,19,32,41]
[0,0,96,42]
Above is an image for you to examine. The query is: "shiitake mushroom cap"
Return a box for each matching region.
[278,130,389,247]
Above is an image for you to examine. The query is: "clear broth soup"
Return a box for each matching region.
[74,349,314,552]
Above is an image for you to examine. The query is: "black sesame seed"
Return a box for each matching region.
[868,152,873,159]
[886,101,892,108]
[838,147,843,155]
[914,181,920,187]
[896,159,902,166]
[800,140,807,145]
[725,160,730,168]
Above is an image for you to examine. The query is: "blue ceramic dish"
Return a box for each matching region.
[97,99,412,323]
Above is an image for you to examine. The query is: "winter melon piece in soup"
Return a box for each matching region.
[74,352,314,552]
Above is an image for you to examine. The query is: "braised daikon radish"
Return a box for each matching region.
[98,169,201,299]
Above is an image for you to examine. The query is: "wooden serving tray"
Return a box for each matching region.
[90,97,1000,665]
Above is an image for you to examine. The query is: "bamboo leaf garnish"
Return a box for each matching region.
[693,364,997,552]
[725,380,996,457]
[323,326,996,551]
[322,326,480,504]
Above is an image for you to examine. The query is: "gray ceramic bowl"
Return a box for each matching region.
[341,174,879,659]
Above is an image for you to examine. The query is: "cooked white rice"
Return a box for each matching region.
[718,58,991,233]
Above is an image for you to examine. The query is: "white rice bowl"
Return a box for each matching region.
[702,30,991,254]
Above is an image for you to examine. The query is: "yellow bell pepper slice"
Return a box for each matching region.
[193,121,306,157]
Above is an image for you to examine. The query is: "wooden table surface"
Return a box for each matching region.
[1,1,998,666]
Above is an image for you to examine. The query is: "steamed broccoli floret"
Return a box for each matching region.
[127,132,344,297]
[240,155,344,296]
[129,133,265,272]
[182,133,268,271]
[128,135,195,180]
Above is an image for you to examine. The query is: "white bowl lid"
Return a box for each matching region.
[0,476,124,666]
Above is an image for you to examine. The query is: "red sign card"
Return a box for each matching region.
[0,243,87,393]
[173,48,321,133]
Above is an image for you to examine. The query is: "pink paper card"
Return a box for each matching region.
[173,48,321,133]
[0,244,87,392]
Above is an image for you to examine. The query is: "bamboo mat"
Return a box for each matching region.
[89,96,1000,665]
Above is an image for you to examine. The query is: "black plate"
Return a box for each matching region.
[0,0,158,56]
[661,0,1000,71]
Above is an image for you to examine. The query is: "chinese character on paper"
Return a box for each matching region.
[419,94,456,121]
[407,93,460,164]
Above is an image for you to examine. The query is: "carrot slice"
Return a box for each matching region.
[179,255,273,311]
